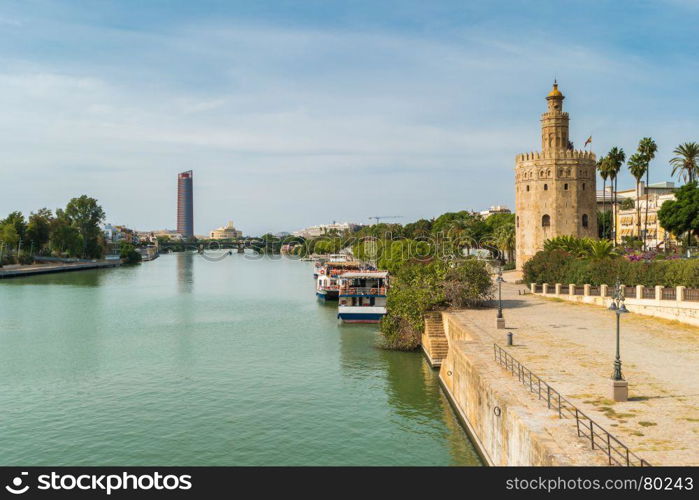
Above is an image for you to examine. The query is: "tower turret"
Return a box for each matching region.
[541,81,570,153]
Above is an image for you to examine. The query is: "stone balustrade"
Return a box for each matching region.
[529,282,699,327]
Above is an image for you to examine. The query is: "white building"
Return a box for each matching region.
[209,221,243,240]
[293,222,361,238]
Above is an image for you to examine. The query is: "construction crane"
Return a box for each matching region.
[368,216,403,224]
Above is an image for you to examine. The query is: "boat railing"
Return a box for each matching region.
[319,284,340,290]
[339,286,387,295]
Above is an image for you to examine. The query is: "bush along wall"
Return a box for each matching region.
[523,250,699,288]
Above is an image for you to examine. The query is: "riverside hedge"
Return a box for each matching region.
[523,250,699,288]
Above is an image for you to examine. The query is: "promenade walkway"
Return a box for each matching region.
[450,273,699,465]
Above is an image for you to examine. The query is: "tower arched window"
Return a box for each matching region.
[582,183,586,191]
[582,214,589,228]
[526,185,530,192]
[564,183,569,190]
[542,214,551,227]
[544,184,548,190]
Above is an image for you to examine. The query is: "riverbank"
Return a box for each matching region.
[0,260,121,279]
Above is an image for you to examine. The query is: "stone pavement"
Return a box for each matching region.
[450,275,699,465]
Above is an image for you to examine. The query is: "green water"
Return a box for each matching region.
[0,253,480,466]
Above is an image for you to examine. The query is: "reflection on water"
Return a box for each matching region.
[176,252,194,293]
[0,269,103,287]
[0,254,481,466]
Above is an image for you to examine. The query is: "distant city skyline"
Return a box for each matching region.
[1,1,699,235]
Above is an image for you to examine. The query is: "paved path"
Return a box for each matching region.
[450,275,699,465]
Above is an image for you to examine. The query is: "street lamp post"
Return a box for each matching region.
[608,280,629,401]
[496,266,505,329]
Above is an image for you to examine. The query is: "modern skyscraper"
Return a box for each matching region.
[177,170,194,238]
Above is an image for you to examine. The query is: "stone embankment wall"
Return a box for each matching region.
[431,312,605,466]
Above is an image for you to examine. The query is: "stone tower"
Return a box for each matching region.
[515,82,597,269]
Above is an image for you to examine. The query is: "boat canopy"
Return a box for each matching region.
[340,271,389,279]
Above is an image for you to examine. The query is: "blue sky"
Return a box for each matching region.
[1,0,698,235]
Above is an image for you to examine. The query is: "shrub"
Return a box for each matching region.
[119,243,142,265]
[524,249,699,287]
[380,258,493,350]
[522,249,573,284]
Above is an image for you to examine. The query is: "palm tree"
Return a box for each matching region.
[586,239,616,259]
[492,223,515,263]
[606,147,626,246]
[670,142,699,184]
[596,156,611,239]
[628,152,647,243]
[638,137,657,250]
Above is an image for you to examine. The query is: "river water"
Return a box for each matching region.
[0,253,480,465]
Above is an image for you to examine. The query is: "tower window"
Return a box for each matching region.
[582,214,589,228]
[542,214,551,227]
[544,184,548,190]
[516,216,519,228]
[564,183,569,190]
[582,183,586,190]
[526,185,530,192]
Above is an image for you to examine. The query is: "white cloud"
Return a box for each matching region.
[0,19,697,234]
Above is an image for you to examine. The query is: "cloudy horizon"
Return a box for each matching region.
[1,0,698,235]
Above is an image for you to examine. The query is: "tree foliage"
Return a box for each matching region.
[658,181,699,247]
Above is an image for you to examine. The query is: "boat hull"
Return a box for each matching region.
[337,306,386,324]
[316,290,339,301]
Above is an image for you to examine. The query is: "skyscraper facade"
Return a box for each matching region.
[177,170,194,238]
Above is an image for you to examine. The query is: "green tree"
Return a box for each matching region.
[0,223,20,256]
[638,137,658,250]
[597,210,612,239]
[1,211,27,243]
[627,152,647,243]
[597,156,610,238]
[670,142,699,184]
[119,242,142,264]
[658,181,699,250]
[26,208,53,253]
[606,147,626,245]
[50,210,83,257]
[64,196,106,258]
[491,222,516,262]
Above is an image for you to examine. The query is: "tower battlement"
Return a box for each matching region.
[515,150,596,163]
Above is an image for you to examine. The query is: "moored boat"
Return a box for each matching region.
[315,261,363,301]
[337,271,389,323]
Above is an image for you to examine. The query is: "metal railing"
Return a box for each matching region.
[493,343,651,467]
[661,287,676,300]
[641,287,655,299]
[685,288,699,302]
[573,285,585,296]
[588,286,600,296]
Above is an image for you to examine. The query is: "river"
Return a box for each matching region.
[0,252,480,465]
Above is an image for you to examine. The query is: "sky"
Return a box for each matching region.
[1,0,699,236]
